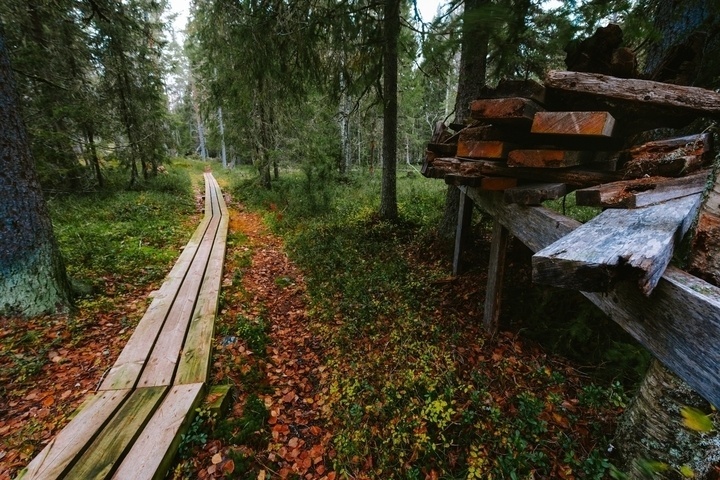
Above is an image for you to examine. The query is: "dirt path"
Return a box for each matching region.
[184,206,335,479]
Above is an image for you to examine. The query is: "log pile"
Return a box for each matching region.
[424,71,720,296]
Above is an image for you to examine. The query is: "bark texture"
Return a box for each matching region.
[0,24,71,316]
[380,0,400,221]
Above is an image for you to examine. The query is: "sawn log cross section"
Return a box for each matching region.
[19,172,229,480]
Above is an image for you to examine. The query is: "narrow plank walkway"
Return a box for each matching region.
[19,172,229,480]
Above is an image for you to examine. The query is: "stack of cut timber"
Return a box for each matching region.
[423,72,717,207]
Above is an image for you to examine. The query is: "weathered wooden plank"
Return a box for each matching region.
[18,390,131,480]
[64,386,166,479]
[457,140,517,159]
[532,194,702,295]
[434,157,622,188]
[444,174,483,187]
[576,170,710,208]
[176,181,229,385]
[470,97,544,126]
[690,169,720,285]
[507,149,597,168]
[531,111,616,138]
[453,190,474,276]
[480,176,518,191]
[138,214,221,388]
[111,383,205,480]
[99,215,212,391]
[427,143,457,156]
[463,187,720,409]
[545,70,720,118]
[503,183,567,205]
[621,133,712,178]
[484,219,509,335]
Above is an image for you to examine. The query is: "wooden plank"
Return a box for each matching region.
[64,386,166,479]
[532,194,702,295]
[452,189,474,276]
[427,143,457,156]
[483,219,509,335]
[457,140,517,159]
[480,177,517,191]
[176,185,228,385]
[690,169,720,285]
[111,383,205,480]
[576,170,710,208]
[463,187,720,409]
[433,157,622,188]
[138,215,221,388]
[503,183,567,205]
[531,111,616,138]
[444,174,483,187]
[545,70,720,118]
[18,390,131,480]
[507,149,597,168]
[469,97,543,126]
[100,215,212,391]
[621,133,712,178]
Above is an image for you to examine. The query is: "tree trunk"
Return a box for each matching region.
[218,106,227,168]
[439,0,490,239]
[0,25,71,316]
[85,124,103,189]
[613,1,720,475]
[379,0,399,221]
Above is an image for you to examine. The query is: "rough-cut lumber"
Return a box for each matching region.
[503,183,567,205]
[444,174,483,187]
[508,149,597,168]
[433,157,622,188]
[576,170,710,208]
[111,383,205,480]
[480,176,517,191]
[457,140,516,159]
[427,143,457,156]
[531,111,616,138]
[689,169,720,285]
[621,133,712,178]
[484,219,509,335]
[470,97,543,126]
[462,187,720,410]
[545,71,720,131]
[64,386,167,479]
[479,78,546,105]
[18,389,131,480]
[533,194,702,295]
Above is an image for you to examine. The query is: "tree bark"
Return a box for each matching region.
[0,24,71,316]
[379,0,399,221]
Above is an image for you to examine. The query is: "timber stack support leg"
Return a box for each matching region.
[453,189,475,276]
[483,218,509,335]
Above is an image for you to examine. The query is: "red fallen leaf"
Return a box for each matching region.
[282,391,295,403]
[222,459,235,474]
[326,472,337,480]
[207,464,216,475]
[211,452,223,464]
[309,426,321,436]
[288,437,299,448]
[42,396,55,407]
[316,464,326,475]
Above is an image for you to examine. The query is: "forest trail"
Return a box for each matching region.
[184,207,336,479]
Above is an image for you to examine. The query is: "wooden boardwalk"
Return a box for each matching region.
[19,172,229,480]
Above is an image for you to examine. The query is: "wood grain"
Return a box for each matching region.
[111,383,205,480]
[470,97,543,126]
[533,194,701,295]
[64,386,166,479]
[18,390,131,480]
[503,183,567,205]
[531,111,615,137]
[457,140,516,159]
[508,149,596,168]
[484,219,509,335]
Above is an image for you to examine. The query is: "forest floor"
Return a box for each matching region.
[0,167,635,479]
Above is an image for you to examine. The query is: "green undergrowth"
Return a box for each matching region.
[230,167,629,478]
[48,163,198,294]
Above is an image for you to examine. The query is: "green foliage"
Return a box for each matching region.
[235,315,270,357]
[179,408,215,457]
[48,167,196,290]
[214,394,270,449]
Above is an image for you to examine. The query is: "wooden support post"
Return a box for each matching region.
[484,219,509,335]
[453,189,474,276]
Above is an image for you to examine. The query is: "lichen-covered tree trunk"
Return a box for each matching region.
[379,0,400,221]
[0,24,71,316]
